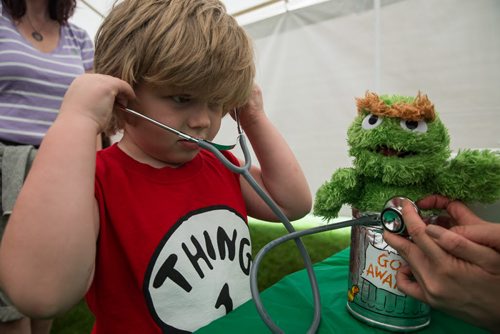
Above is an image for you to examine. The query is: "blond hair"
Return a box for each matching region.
[94,0,255,134]
[356,91,435,121]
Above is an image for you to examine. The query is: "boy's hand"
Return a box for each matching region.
[59,74,135,132]
[232,83,265,130]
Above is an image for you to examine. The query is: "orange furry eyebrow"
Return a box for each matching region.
[355,91,436,121]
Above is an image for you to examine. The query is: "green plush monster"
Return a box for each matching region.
[314,91,500,220]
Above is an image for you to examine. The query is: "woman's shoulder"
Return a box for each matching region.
[0,6,25,46]
[64,21,93,41]
[0,2,13,26]
[62,20,94,67]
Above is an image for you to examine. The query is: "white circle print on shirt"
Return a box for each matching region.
[144,206,252,333]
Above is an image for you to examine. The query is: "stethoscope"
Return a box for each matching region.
[123,107,417,334]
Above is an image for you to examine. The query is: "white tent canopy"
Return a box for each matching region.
[71,0,319,38]
[71,0,500,217]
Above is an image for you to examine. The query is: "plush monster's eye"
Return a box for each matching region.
[400,119,428,133]
[362,114,383,129]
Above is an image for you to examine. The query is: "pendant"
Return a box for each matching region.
[32,31,43,42]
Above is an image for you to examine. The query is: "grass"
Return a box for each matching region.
[249,217,351,290]
[51,300,94,334]
[51,215,351,332]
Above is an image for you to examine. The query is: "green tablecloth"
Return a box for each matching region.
[196,247,487,333]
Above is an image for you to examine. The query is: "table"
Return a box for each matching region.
[196,247,487,333]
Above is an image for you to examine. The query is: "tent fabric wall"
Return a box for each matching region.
[213,0,500,216]
[71,0,500,217]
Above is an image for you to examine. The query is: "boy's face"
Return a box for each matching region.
[122,84,224,168]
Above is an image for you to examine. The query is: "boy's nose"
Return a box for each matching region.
[187,105,211,129]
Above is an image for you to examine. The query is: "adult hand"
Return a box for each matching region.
[383,195,500,332]
[420,195,500,272]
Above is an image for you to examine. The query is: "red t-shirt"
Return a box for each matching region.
[87,144,251,333]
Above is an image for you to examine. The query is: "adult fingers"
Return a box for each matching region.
[383,230,430,274]
[394,265,427,302]
[426,215,454,229]
[426,224,500,274]
[417,195,483,226]
[401,202,446,261]
[416,195,453,210]
[450,223,500,252]
[446,200,488,226]
[383,231,412,258]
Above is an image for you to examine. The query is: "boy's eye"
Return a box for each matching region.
[208,102,222,111]
[171,95,191,104]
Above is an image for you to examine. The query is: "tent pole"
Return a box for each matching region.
[374,0,381,92]
[79,0,105,19]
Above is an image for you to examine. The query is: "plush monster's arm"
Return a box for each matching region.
[436,150,500,203]
[313,167,361,220]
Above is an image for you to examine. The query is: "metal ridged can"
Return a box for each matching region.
[346,221,430,331]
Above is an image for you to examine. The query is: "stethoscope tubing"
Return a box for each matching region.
[122,107,386,333]
[199,135,322,334]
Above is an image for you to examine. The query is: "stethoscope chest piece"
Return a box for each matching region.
[380,196,419,235]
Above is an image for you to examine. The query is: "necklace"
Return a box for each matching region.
[25,15,43,42]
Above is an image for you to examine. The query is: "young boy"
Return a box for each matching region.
[0,0,311,333]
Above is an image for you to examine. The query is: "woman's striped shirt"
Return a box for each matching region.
[0,3,94,146]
